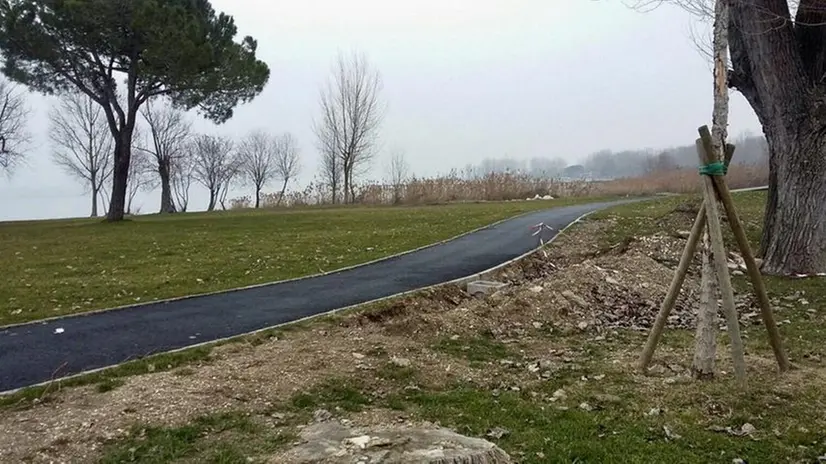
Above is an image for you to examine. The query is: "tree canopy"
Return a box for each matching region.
[0,0,269,124]
[0,0,270,220]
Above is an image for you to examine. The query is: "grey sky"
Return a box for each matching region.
[0,0,760,221]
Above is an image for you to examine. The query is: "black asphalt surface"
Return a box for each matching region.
[0,199,643,392]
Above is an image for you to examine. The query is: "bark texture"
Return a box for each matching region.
[693,231,718,379]
[158,159,175,213]
[728,1,826,275]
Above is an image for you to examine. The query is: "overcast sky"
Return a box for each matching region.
[0,0,760,221]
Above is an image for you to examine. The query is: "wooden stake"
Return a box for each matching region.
[698,127,790,372]
[696,137,746,384]
[638,143,735,371]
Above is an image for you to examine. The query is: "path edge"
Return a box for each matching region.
[0,202,567,331]
[0,204,608,396]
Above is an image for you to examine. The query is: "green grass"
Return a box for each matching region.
[0,197,615,326]
[98,411,293,464]
[432,331,517,365]
[90,190,826,463]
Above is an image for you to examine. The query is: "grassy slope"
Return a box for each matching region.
[0,197,608,326]
[8,191,824,463]
[89,191,826,463]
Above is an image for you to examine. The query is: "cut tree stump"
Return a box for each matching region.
[270,419,513,463]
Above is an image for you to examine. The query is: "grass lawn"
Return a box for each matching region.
[5,190,824,463]
[0,197,612,326]
[97,191,826,463]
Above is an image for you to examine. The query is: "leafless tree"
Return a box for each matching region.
[126,146,154,215]
[318,147,342,204]
[385,148,410,204]
[48,91,114,217]
[0,78,32,174]
[273,132,301,206]
[237,129,277,208]
[313,50,385,204]
[625,0,826,276]
[136,97,192,213]
[170,147,196,212]
[191,134,237,211]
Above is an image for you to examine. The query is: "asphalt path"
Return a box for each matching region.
[0,198,644,393]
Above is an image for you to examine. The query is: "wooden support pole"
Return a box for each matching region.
[698,126,790,372]
[638,143,735,371]
[696,136,746,384]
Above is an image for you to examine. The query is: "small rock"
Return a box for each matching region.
[577,321,589,331]
[646,408,662,416]
[390,356,410,368]
[605,276,620,285]
[529,285,544,294]
[486,427,510,439]
[562,290,588,308]
[676,230,691,239]
[741,423,756,435]
[532,321,543,329]
[313,409,332,422]
[552,389,567,401]
[732,270,744,276]
[579,402,593,411]
[649,365,668,375]
[352,352,365,360]
[732,459,746,464]
[345,435,371,449]
[450,335,460,341]
[663,425,681,440]
[594,394,621,404]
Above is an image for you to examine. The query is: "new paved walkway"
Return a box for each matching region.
[0,199,641,392]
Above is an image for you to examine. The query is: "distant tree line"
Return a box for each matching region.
[459,131,767,180]
[48,93,302,216]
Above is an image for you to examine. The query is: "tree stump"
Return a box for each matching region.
[270,420,512,463]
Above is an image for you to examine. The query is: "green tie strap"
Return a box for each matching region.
[699,161,727,176]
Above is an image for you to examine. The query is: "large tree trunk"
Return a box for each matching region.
[106,136,130,222]
[158,160,176,214]
[760,123,826,275]
[255,187,261,208]
[727,2,826,275]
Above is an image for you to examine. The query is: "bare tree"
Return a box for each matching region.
[170,147,195,212]
[126,147,153,215]
[0,78,31,174]
[238,129,276,208]
[191,134,237,211]
[273,132,301,206]
[313,50,385,204]
[48,91,113,217]
[626,0,826,276]
[318,147,342,204]
[137,97,192,213]
[692,0,731,380]
[386,148,410,204]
